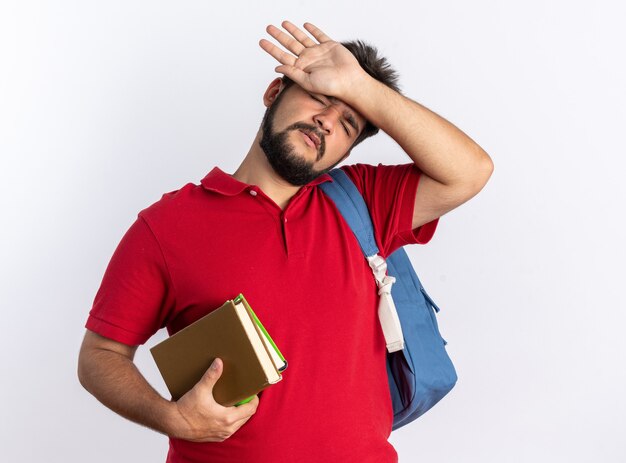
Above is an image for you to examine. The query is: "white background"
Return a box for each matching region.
[1,1,625,461]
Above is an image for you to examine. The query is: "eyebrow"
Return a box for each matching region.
[326,95,360,134]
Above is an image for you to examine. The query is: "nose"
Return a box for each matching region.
[313,107,340,135]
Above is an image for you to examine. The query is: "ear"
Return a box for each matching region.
[263,78,285,107]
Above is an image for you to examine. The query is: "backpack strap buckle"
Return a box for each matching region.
[367,254,405,353]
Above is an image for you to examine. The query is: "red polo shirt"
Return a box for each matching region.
[86,163,438,463]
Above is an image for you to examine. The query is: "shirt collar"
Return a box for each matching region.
[200,167,249,196]
[200,167,334,196]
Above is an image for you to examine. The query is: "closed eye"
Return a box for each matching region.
[341,122,350,136]
[310,94,351,137]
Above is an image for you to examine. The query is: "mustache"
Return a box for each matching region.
[285,122,326,160]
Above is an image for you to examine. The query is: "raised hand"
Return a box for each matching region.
[259,21,367,99]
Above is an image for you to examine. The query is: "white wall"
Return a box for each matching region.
[1,0,625,461]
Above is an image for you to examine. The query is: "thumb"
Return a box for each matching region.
[198,357,223,390]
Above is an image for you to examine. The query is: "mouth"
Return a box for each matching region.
[299,130,321,150]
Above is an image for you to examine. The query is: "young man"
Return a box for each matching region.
[78,21,493,463]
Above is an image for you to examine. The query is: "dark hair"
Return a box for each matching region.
[280,40,401,148]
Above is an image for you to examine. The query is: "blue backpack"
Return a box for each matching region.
[319,168,457,430]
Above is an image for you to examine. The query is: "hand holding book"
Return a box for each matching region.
[150,294,287,441]
[169,358,260,443]
[151,294,286,406]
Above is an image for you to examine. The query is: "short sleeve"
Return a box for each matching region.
[85,216,176,346]
[340,163,439,257]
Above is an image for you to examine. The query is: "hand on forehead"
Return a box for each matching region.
[258,21,368,105]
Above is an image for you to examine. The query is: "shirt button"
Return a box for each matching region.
[249,190,258,196]
[284,218,288,223]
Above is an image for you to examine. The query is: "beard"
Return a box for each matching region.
[259,98,338,186]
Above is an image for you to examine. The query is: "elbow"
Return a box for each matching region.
[456,151,494,202]
[472,149,494,192]
[483,150,494,176]
[77,348,90,391]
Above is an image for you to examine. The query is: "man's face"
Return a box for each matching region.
[259,84,366,186]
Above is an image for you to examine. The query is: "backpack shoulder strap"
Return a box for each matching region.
[319,169,379,257]
[319,168,405,352]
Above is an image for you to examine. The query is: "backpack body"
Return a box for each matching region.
[319,168,457,430]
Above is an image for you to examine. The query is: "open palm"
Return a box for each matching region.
[259,21,365,97]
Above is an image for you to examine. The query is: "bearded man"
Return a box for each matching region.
[78,21,493,463]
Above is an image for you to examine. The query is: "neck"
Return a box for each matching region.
[232,131,302,210]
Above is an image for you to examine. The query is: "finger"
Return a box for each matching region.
[259,39,297,66]
[266,24,305,56]
[303,22,333,43]
[274,64,310,86]
[281,20,317,47]
[230,413,253,432]
[228,395,260,422]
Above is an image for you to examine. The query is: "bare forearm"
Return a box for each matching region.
[78,330,259,442]
[346,75,492,187]
[78,348,181,437]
